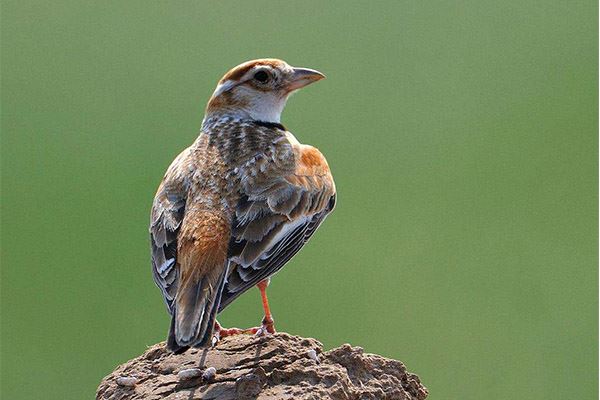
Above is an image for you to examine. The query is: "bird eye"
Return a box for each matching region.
[253,70,270,83]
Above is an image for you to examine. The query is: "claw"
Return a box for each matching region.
[211,331,220,347]
[254,326,268,337]
[261,315,276,334]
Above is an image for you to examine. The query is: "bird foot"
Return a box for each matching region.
[252,315,276,337]
[260,315,276,335]
[212,317,276,345]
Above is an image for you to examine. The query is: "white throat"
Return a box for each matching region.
[246,94,287,123]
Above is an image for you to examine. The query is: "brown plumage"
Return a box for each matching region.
[150,59,335,352]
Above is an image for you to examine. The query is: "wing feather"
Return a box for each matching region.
[219,144,336,312]
[150,149,190,314]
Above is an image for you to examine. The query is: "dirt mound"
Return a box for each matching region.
[97,332,428,400]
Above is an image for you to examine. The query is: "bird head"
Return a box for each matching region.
[205,59,325,123]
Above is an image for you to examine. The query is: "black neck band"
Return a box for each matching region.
[252,120,286,131]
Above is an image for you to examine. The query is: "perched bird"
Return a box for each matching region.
[150,59,336,353]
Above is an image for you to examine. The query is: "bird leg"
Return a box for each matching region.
[212,279,276,345]
[257,279,276,334]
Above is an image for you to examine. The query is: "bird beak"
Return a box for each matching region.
[285,67,326,92]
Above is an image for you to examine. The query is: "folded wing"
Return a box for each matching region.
[220,144,336,312]
[150,150,189,315]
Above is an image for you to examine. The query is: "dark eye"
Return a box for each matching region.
[253,70,270,83]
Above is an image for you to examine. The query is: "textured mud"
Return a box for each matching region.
[96,333,428,400]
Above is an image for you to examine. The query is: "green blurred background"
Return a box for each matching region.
[1,1,597,399]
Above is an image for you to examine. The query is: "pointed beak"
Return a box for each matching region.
[285,67,326,92]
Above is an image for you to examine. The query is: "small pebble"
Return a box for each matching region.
[307,349,320,363]
[177,368,203,380]
[116,376,137,387]
[202,366,217,381]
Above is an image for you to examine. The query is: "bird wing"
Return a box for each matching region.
[150,149,190,315]
[219,143,336,312]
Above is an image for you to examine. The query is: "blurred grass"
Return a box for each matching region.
[1,1,597,399]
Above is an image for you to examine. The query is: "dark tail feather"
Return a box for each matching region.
[167,316,189,354]
[193,272,226,348]
[166,264,228,352]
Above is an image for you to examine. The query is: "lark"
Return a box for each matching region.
[150,59,336,353]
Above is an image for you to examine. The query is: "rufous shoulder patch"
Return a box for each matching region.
[300,146,327,168]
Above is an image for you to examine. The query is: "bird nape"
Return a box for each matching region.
[149,58,336,353]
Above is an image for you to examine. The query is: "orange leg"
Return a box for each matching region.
[212,279,276,345]
[257,279,276,334]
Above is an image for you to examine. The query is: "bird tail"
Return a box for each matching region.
[167,261,229,352]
